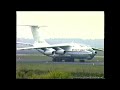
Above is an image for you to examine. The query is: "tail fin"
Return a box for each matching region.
[18,25,49,46]
[30,26,49,46]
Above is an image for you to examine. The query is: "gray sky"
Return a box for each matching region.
[17,11,104,39]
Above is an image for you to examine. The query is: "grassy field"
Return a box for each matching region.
[16,63,104,79]
[16,54,104,79]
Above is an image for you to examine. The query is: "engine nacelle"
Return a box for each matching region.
[55,49,66,54]
[44,49,55,55]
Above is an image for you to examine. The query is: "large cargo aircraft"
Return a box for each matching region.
[17,25,103,62]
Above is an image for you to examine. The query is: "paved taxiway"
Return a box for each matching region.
[16,58,104,65]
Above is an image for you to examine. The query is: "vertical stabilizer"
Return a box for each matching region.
[17,25,49,46]
[30,26,49,46]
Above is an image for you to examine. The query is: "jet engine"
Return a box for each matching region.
[44,48,55,55]
[55,49,66,54]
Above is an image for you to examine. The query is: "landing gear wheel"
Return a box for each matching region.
[79,60,85,62]
[57,58,62,62]
[52,58,57,62]
[65,58,74,62]
[70,58,74,62]
[65,59,69,62]
[52,58,62,62]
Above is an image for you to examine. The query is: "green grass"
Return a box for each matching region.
[16,54,104,79]
[16,63,104,79]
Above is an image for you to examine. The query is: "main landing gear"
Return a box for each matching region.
[52,58,62,62]
[52,57,74,62]
[79,60,85,62]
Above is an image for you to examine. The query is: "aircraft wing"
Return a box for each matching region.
[17,42,33,46]
[17,44,71,50]
[17,46,40,50]
[92,48,104,51]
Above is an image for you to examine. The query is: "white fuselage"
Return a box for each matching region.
[36,43,97,60]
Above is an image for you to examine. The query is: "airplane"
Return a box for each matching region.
[16,25,104,62]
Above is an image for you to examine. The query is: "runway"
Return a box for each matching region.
[16,58,104,65]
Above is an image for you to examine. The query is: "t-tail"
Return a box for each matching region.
[18,25,49,47]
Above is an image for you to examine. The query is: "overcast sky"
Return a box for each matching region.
[17,11,104,39]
